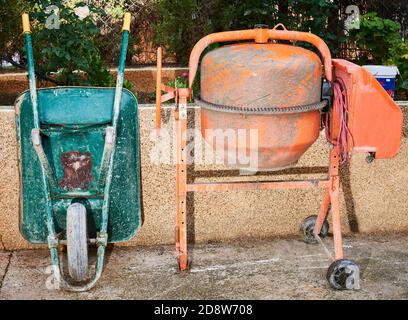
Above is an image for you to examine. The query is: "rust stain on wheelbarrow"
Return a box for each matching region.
[59,151,93,189]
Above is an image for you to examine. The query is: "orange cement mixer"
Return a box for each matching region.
[199,41,323,170]
[155,25,403,290]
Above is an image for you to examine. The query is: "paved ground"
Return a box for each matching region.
[0,234,408,300]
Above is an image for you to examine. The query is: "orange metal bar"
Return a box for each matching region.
[161,91,175,103]
[187,180,329,192]
[189,28,332,88]
[161,83,175,94]
[313,188,331,235]
[155,47,162,130]
[328,147,343,260]
[176,88,189,271]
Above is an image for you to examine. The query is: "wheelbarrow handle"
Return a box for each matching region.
[21,13,40,128]
[112,12,132,128]
[100,12,132,243]
[188,27,333,89]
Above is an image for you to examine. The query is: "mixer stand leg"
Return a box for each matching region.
[175,93,189,271]
[328,147,343,260]
[314,188,330,235]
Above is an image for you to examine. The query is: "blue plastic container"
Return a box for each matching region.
[363,65,399,99]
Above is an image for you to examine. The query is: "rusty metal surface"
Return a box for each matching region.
[59,151,93,190]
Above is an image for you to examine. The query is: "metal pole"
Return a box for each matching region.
[156,47,162,130]
[22,13,40,129]
[112,12,131,128]
[100,13,131,233]
[22,13,59,274]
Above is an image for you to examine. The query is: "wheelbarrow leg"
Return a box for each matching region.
[176,91,189,271]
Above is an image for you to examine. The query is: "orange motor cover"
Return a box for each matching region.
[333,59,403,159]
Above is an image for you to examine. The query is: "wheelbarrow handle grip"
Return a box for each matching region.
[112,13,131,128]
[22,13,31,34]
[122,12,131,32]
[21,13,40,128]
[188,28,332,88]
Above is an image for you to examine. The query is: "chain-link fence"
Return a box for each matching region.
[86,0,160,65]
[1,1,407,66]
[89,0,407,65]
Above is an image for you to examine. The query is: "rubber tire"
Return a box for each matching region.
[326,259,360,290]
[67,203,89,282]
[301,215,329,244]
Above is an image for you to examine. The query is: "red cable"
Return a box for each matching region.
[326,79,353,163]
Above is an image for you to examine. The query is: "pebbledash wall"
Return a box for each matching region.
[1,99,408,250]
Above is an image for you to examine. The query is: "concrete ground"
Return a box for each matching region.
[0,234,408,300]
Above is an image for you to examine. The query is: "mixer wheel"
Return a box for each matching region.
[301,215,329,244]
[327,259,360,290]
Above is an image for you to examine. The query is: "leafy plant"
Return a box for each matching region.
[349,12,402,65]
[285,0,346,55]
[0,0,28,62]
[28,0,132,89]
[28,1,108,85]
[388,40,408,98]
[349,12,408,99]
[153,0,347,97]
[153,0,346,64]
[153,0,207,65]
[167,75,188,89]
[226,0,345,55]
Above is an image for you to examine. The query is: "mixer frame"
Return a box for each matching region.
[155,26,345,271]
[170,88,343,271]
[154,26,375,289]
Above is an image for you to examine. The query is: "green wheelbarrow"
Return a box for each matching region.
[15,13,141,291]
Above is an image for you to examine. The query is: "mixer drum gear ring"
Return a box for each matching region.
[195,98,327,115]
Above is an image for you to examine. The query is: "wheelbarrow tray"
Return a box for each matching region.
[15,87,141,244]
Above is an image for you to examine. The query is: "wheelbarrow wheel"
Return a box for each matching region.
[326,259,360,290]
[301,215,329,244]
[67,203,89,282]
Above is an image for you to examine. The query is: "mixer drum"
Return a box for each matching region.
[200,43,323,170]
